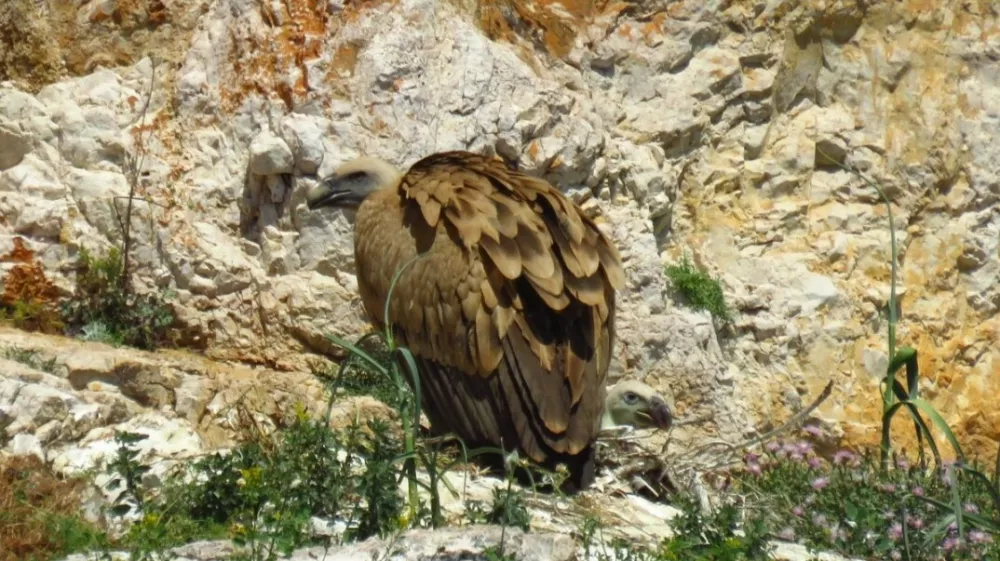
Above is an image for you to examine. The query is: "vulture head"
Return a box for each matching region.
[601,380,673,431]
[306,157,402,211]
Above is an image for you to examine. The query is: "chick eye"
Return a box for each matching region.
[623,392,639,404]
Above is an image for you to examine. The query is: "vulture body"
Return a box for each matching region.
[306,151,625,491]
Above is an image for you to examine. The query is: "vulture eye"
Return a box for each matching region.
[623,391,639,404]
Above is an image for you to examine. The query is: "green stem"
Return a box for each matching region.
[843,163,899,471]
[401,400,419,525]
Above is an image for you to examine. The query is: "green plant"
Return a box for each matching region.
[656,492,773,561]
[735,428,1000,560]
[92,407,420,561]
[822,153,1000,556]
[0,455,110,561]
[1,346,57,374]
[324,253,507,530]
[465,484,531,533]
[664,256,732,322]
[574,492,775,561]
[327,337,407,411]
[60,246,175,350]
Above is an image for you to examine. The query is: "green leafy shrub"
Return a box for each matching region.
[577,491,773,561]
[99,410,407,561]
[664,256,731,322]
[60,246,175,350]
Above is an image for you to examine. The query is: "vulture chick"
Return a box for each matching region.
[306,151,625,492]
[601,380,673,431]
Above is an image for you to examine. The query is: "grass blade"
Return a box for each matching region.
[325,333,390,378]
[907,397,966,462]
[887,346,916,381]
[881,401,942,468]
[958,464,1000,516]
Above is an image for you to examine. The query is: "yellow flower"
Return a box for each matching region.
[293,402,310,423]
[240,467,262,486]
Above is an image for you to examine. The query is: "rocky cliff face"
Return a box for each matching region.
[1,0,998,460]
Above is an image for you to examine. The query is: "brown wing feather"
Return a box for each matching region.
[351,150,624,484]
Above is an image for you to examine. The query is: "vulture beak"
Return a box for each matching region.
[649,396,673,430]
[306,157,400,211]
[306,174,368,211]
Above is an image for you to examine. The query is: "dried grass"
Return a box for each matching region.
[0,455,102,561]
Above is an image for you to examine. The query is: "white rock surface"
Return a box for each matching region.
[248,130,294,176]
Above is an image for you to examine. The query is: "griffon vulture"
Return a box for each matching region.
[601,380,673,431]
[306,150,625,491]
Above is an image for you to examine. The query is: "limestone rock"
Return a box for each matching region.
[249,131,294,176]
[57,526,578,561]
[279,113,328,174]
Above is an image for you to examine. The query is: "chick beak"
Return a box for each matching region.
[649,397,673,430]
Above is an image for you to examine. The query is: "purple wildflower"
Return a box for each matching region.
[880,483,896,493]
[911,486,924,497]
[943,537,959,552]
[905,514,923,530]
[766,441,781,453]
[778,527,796,541]
[811,476,830,491]
[792,505,804,517]
[969,530,993,544]
[747,462,762,476]
[889,522,903,540]
[802,424,823,437]
[890,551,901,561]
[964,503,980,514]
[832,449,855,465]
[807,456,822,469]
